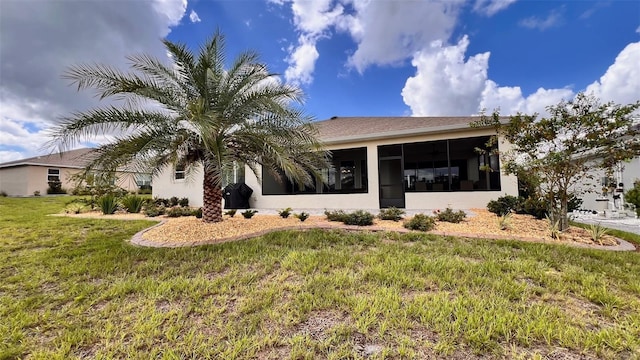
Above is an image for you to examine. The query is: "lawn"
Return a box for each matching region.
[1,197,639,359]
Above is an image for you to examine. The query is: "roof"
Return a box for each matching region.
[312,116,499,144]
[0,148,96,169]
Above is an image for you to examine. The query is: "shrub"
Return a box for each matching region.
[169,196,179,207]
[278,207,293,218]
[65,203,86,214]
[166,206,191,217]
[343,210,374,226]
[122,195,145,213]
[404,214,436,231]
[546,214,560,240]
[154,197,170,207]
[241,209,258,219]
[193,207,203,218]
[436,208,466,223]
[0,191,7,197]
[498,212,513,230]
[46,180,66,194]
[97,194,118,214]
[33,190,41,196]
[224,209,237,217]
[179,197,189,207]
[324,209,348,222]
[588,223,609,245]
[522,197,547,219]
[625,180,640,216]
[144,204,165,217]
[378,207,405,221]
[487,195,521,216]
[295,212,310,222]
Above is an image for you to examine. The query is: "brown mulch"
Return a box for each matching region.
[58,209,622,249]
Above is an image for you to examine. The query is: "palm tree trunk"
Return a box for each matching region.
[202,168,223,223]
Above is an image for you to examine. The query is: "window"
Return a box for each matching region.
[262,147,368,195]
[403,136,500,192]
[135,174,152,187]
[174,164,185,180]
[47,168,60,182]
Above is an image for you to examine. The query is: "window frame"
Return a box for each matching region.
[47,168,61,182]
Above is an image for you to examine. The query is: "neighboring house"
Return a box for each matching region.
[153,116,519,210]
[578,156,640,212]
[0,148,150,196]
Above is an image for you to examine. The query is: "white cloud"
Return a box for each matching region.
[473,0,517,16]
[586,42,640,105]
[519,9,562,31]
[402,36,490,116]
[189,10,201,23]
[285,35,320,85]
[636,25,640,34]
[0,0,187,161]
[0,151,24,163]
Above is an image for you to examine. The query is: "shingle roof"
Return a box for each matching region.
[0,148,97,169]
[312,116,494,144]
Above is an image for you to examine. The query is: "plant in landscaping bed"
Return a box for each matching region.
[65,203,86,214]
[166,206,192,217]
[241,209,258,219]
[193,207,203,219]
[169,196,179,207]
[324,209,348,222]
[178,197,189,207]
[224,209,237,217]
[435,207,466,223]
[33,190,41,196]
[342,210,374,226]
[498,212,513,230]
[295,212,309,222]
[46,179,66,194]
[97,194,118,214]
[144,204,165,217]
[378,207,405,221]
[122,195,145,213]
[278,207,293,218]
[546,214,561,239]
[404,213,436,231]
[487,195,522,216]
[0,191,7,197]
[588,223,609,245]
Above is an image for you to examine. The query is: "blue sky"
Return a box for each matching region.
[0,0,639,162]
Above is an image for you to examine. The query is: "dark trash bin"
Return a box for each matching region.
[223,183,253,209]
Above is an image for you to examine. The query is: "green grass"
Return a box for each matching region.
[571,220,640,247]
[1,197,639,359]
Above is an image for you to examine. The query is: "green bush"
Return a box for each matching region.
[166,206,191,217]
[378,207,405,221]
[324,209,348,222]
[46,180,66,194]
[144,204,165,217]
[224,209,237,217]
[169,196,179,207]
[179,197,189,207]
[295,212,309,222]
[154,197,170,207]
[487,195,522,216]
[0,191,7,197]
[624,180,640,216]
[193,207,203,218]
[343,210,374,226]
[278,207,293,218]
[404,214,436,231]
[122,195,145,213]
[241,209,258,219]
[522,197,547,219]
[97,194,118,214]
[435,208,467,223]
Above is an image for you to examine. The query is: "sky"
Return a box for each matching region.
[0,0,639,163]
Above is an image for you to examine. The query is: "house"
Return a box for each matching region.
[0,148,151,196]
[578,156,640,213]
[153,116,519,210]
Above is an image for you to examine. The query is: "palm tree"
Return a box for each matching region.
[49,30,329,223]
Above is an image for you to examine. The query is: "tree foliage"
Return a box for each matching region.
[473,93,640,231]
[49,30,329,222]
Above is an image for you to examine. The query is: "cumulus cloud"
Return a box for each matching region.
[473,0,517,16]
[0,0,187,161]
[585,42,640,105]
[402,36,489,116]
[189,10,201,23]
[519,9,562,30]
[285,35,321,85]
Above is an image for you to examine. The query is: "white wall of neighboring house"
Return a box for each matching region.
[579,156,640,211]
[154,127,519,210]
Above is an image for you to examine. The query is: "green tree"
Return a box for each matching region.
[49,30,329,223]
[473,93,640,231]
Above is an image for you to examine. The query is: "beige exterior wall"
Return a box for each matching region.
[0,167,29,196]
[153,165,205,206]
[578,157,640,211]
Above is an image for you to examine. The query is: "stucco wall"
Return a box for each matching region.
[153,165,205,207]
[579,157,640,211]
[0,167,29,196]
